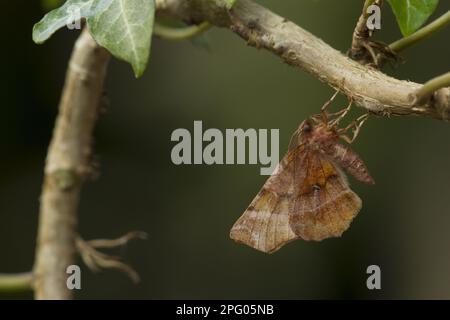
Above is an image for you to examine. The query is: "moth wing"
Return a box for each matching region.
[230,145,307,253]
[290,151,362,241]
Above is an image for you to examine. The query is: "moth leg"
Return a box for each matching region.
[327,106,349,121]
[353,113,370,140]
[310,114,322,124]
[330,97,353,127]
[338,113,369,143]
[339,134,353,144]
[321,90,340,112]
[320,89,340,124]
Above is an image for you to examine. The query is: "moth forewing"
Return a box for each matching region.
[229,178,297,254]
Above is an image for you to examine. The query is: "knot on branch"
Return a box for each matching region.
[48,169,80,192]
[429,88,450,121]
[229,18,266,49]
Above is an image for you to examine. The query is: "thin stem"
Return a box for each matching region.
[363,0,376,15]
[414,71,450,104]
[153,21,210,41]
[349,0,383,61]
[0,272,33,292]
[389,11,450,52]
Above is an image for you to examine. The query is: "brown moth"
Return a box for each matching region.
[230,99,374,253]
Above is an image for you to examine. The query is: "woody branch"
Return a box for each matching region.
[156,0,449,120]
[33,27,110,299]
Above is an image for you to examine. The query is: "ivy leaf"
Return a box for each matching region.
[87,0,155,77]
[32,0,108,44]
[33,0,155,78]
[387,0,439,36]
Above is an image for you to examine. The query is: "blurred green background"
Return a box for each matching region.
[1,0,450,299]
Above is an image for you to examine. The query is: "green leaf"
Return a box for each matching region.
[387,0,439,36]
[33,0,155,78]
[33,0,107,44]
[222,0,237,10]
[87,0,155,77]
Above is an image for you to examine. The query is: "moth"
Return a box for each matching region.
[230,94,374,253]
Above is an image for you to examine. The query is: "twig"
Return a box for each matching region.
[0,272,33,292]
[33,27,110,300]
[76,234,143,283]
[87,231,148,249]
[390,11,450,53]
[349,0,380,60]
[156,0,448,119]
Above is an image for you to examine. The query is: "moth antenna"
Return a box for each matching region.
[288,127,300,151]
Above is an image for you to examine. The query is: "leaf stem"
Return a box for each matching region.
[153,21,210,40]
[414,71,450,104]
[389,11,450,52]
[0,272,33,292]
